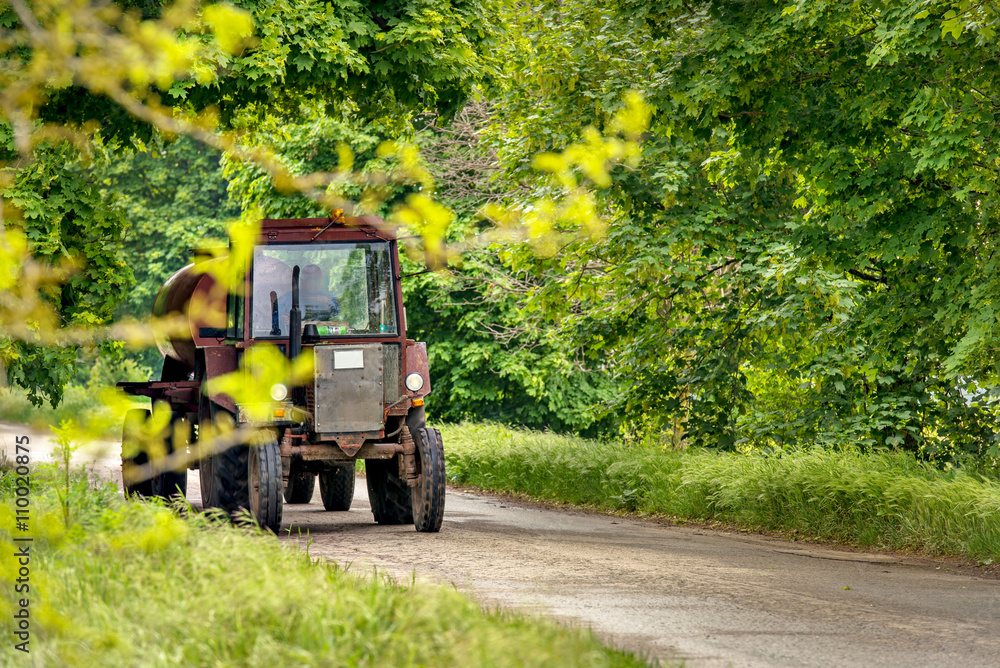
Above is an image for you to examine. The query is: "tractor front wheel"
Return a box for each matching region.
[198,398,249,514]
[284,470,316,504]
[366,456,413,525]
[411,428,445,532]
[319,463,355,511]
[248,431,283,533]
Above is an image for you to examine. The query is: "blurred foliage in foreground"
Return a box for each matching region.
[0,461,648,667]
[0,357,151,437]
[443,422,1000,564]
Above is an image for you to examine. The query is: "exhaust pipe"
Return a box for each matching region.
[288,266,304,406]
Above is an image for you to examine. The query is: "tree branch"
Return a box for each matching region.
[847,268,887,285]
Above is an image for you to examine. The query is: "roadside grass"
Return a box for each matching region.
[441,422,1000,564]
[0,462,650,667]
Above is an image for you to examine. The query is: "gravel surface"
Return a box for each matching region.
[278,481,1000,667]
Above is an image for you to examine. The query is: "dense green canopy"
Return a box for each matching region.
[1,0,490,405]
[5,0,1000,454]
[484,0,1000,453]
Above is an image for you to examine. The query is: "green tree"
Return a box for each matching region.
[0,134,132,406]
[484,0,1000,455]
[91,136,238,373]
[103,136,238,322]
[1,0,492,404]
[408,102,621,434]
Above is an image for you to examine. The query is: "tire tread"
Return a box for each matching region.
[284,471,316,504]
[249,433,282,533]
[366,457,413,525]
[320,464,355,511]
[412,427,445,532]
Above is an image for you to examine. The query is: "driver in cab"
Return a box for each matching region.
[301,264,340,321]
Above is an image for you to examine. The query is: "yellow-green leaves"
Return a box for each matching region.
[608,91,652,144]
[202,3,255,54]
[121,402,173,462]
[0,0,258,158]
[941,9,965,39]
[0,227,29,294]
[336,142,355,175]
[379,140,435,191]
[0,225,72,345]
[395,193,455,267]
[918,2,999,43]
[193,214,259,295]
[376,139,459,265]
[206,344,314,422]
[484,91,651,256]
[533,92,648,190]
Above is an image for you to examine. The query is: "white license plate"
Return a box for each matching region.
[333,349,364,370]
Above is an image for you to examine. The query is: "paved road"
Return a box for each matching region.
[4,422,1000,667]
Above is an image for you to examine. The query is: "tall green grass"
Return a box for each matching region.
[442,423,1000,563]
[0,464,648,667]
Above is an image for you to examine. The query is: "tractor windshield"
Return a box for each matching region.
[251,241,397,338]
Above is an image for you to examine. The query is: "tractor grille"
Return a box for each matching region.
[312,344,385,432]
[383,343,401,404]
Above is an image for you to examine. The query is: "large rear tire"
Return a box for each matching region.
[122,408,153,498]
[122,409,188,500]
[283,470,316,504]
[151,415,189,500]
[319,463,355,511]
[411,427,445,532]
[248,431,283,533]
[366,456,413,525]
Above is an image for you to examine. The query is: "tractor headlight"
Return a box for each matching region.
[270,383,289,402]
[405,373,425,392]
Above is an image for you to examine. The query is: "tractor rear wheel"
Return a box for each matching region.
[283,470,316,504]
[122,409,153,498]
[319,463,355,511]
[366,456,412,525]
[151,415,189,500]
[122,409,189,500]
[248,431,283,533]
[411,427,445,532]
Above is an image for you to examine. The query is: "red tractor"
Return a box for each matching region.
[118,216,444,533]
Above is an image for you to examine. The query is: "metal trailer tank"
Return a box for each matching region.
[151,257,227,371]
